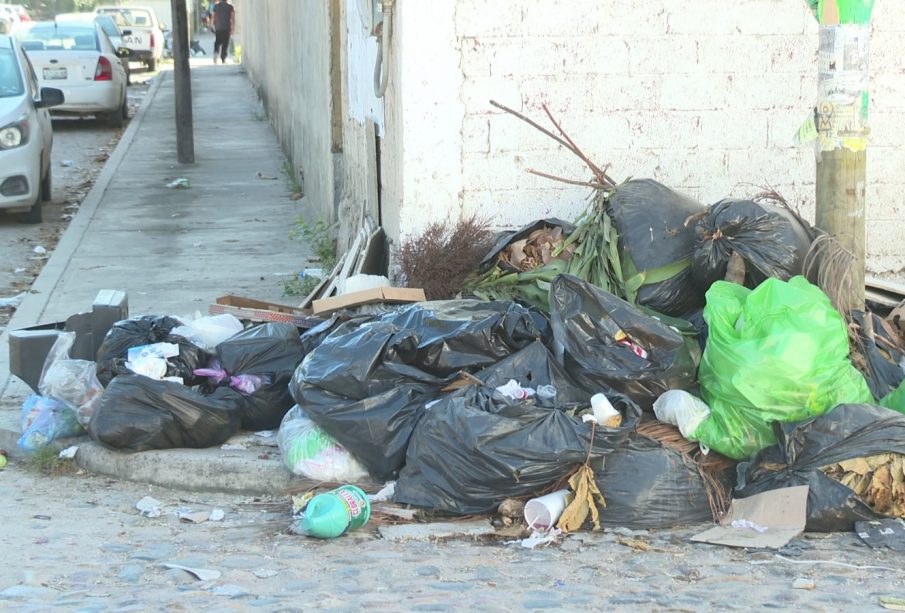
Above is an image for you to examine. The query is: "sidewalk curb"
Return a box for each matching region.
[0,75,166,459]
[0,73,168,402]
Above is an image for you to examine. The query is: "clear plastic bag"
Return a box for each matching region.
[18,395,84,452]
[653,389,711,441]
[277,406,369,483]
[170,313,244,351]
[39,332,105,426]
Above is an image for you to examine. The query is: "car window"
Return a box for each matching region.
[96,15,119,37]
[98,8,153,28]
[0,46,24,98]
[21,49,38,98]
[16,25,98,51]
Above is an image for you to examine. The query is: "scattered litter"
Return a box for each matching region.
[211,584,248,597]
[255,172,277,180]
[136,496,163,518]
[58,446,79,460]
[691,486,808,549]
[221,443,247,451]
[616,536,653,552]
[13,267,26,273]
[854,519,905,551]
[512,528,561,549]
[32,245,46,255]
[524,490,569,530]
[495,379,535,401]
[0,293,26,308]
[378,520,494,543]
[252,568,279,579]
[209,509,225,522]
[161,563,221,581]
[179,510,211,524]
[368,481,396,503]
[792,578,816,590]
[60,160,75,167]
[880,596,905,611]
[166,178,191,189]
[253,430,275,438]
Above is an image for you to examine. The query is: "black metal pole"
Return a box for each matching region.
[171,0,194,163]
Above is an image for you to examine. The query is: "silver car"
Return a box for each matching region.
[16,21,129,128]
[0,34,63,223]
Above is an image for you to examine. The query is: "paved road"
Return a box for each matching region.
[0,462,900,611]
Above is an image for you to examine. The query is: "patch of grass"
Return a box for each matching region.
[282,216,337,298]
[281,161,303,197]
[251,108,266,121]
[26,446,75,476]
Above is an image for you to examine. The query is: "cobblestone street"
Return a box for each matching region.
[1,462,902,611]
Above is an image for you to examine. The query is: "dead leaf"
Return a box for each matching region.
[556,465,606,533]
[879,596,905,611]
[616,536,652,551]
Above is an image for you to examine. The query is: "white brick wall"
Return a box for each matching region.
[390,0,905,275]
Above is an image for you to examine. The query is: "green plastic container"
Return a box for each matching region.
[298,485,371,539]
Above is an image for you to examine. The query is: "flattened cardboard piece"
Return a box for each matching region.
[209,295,323,328]
[311,287,426,316]
[691,485,809,549]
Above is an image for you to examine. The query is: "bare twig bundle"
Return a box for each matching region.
[397,214,494,300]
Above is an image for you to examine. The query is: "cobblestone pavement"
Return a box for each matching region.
[0,462,903,611]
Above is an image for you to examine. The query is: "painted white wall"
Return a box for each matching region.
[384,0,905,275]
[345,0,385,134]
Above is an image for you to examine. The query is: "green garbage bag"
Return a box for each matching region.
[881,381,905,415]
[693,276,872,459]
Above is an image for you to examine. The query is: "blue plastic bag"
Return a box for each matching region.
[17,395,84,453]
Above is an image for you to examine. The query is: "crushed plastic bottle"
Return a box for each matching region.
[297,485,371,539]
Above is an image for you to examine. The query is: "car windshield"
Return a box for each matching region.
[94,15,119,37]
[15,24,97,51]
[98,9,152,28]
[0,46,24,98]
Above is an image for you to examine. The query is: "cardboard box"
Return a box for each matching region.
[312,287,426,316]
[209,295,324,328]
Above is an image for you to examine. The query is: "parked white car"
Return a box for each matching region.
[16,21,129,128]
[0,34,63,223]
[55,12,133,84]
[96,6,163,71]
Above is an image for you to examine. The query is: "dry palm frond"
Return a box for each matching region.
[803,232,856,315]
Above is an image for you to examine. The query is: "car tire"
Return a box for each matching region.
[20,159,49,224]
[105,97,126,129]
[147,57,156,71]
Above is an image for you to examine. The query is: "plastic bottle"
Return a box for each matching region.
[297,485,371,538]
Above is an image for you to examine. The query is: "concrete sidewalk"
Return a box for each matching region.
[0,58,315,494]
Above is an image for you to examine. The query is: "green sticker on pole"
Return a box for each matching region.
[812,0,874,24]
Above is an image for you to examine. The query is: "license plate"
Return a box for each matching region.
[43,67,67,80]
[122,35,145,46]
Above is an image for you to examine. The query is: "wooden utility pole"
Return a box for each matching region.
[171,0,194,163]
[811,0,874,310]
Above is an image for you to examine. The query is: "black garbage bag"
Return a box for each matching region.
[291,300,549,480]
[88,375,241,452]
[299,313,373,355]
[207,323,305,430]
[550,274,697,410]
[96,316,209,387]
[608,179,706,317]
[851,310,905,401]
[478,218,575,273]
[591,432,735,529]
[735,404,905,532]
[692,199,815,290]
[394,342,641,514]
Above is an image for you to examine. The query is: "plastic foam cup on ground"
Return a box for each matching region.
[524,489,570,530]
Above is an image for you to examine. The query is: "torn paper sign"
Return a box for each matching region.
[691,485,808,549]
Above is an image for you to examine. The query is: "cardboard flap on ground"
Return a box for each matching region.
[312,287,426,315]
[691,485,809,549]
[209,295,323,328]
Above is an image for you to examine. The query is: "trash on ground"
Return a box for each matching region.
[0,292,26,308]
[295,485,371,539]
[652,389,711,442]
[136,496,163,518]
[792,577,817,590]
[524,490,569,531]
[880,596,905,611]
[209,509,225,522]
[736,404,905,532]
[276,405,369,483]
[58,445,79,460]
[160,563,221,581]
[166,178,191,189]
[38,332,104,426]
[33,245,46,255]
[514,528,562,549]
[821,453,905,518]
[854,519,905,550]
[18,395,84,453]
[694,277,872,459]
[690,485,808,549]
[378,520,495,543]
[209,295,322,328]
[179,510,212,524]
[312,286,426,316]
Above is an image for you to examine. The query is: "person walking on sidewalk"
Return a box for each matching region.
[212,0,235,64]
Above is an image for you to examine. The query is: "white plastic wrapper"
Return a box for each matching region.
[653,389,711,441]
[171,313,244,351]
[276,405,369,483]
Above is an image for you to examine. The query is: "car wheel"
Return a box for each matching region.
[105,98,126,129]
[21,192,43,225]
[147,57,157,71]
[40,167,52,202]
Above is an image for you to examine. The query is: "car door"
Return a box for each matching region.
[18,42,50,171]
